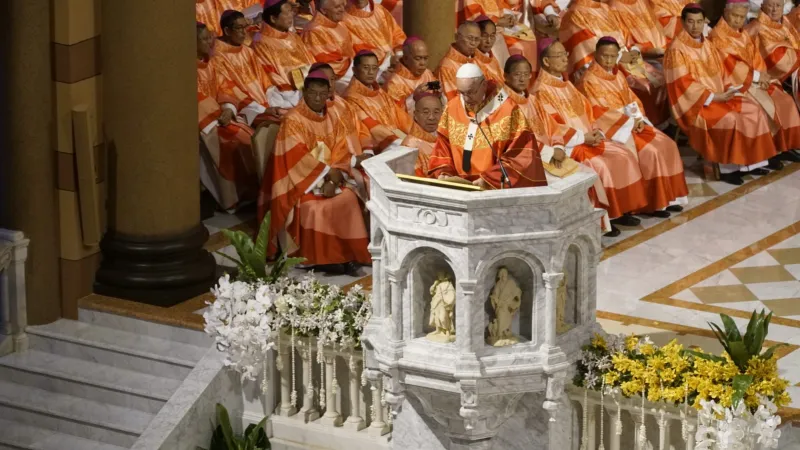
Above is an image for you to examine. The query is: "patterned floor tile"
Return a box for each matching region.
[730,265,797,284]
[690,284,759,304]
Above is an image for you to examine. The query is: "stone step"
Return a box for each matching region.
[0,417,128,450]
[0,380,152,447]
[78,308,212,348]
[0,350,178,414]
[27,319,205,380]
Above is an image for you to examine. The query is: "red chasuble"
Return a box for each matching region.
[265,101,370,265]
[428,82,548,188]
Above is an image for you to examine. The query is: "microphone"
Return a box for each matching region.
[475,120,512,189]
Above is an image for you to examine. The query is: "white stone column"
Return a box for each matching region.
[457,280,479,352]
[298,346,319,422]
[368,374,390,436]
[344,358,366,431]
[368,245,383,317]
[632,413,645,450]
[657,409,669,450]
[387,274,403,341]
[608,406,621,450]
[276,346,296,417]
[320,355,341,426]
[542,273,564,347]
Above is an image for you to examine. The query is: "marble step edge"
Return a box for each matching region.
[78,308,212,348]
[0,417,128,450]
[26,321,199,368]
[0,350,176,401]
[0,381,151,436]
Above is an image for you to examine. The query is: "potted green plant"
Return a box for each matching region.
[208,403,270,450]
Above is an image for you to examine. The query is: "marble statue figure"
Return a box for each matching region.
[487,267,522,346]
[427,272,456,343]
[556,273,573,334]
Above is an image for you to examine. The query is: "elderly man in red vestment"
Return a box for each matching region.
[436,22,483,100]
[711,0,800,166]
[251,0,316,109]
[577,37,689,217]
[665,4,777,185]
[212,10,286,126]
[197,23,259,211]
[475,16,509,85]
[384,37,437,113]
[402,88,445,177]
[343,51,414,151]
[266,71,371,276]
[342,0,406,83]
[745,0,800,108]
[428,63,548,189]
[302,0,356,93]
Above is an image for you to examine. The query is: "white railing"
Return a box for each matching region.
[0,229,29,357]
[266,335,391,448]
[568,385,696,450]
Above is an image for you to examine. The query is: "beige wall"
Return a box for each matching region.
[52,0,105,319]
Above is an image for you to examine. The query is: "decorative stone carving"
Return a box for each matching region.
[487,267,522,347]
[0,244,11,273]
[427,273,456,343]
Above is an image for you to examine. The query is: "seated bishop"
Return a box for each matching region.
[576,37,689,217]
[342,0,407,83]
[402,87,445,177]
[265,71,371,276]
[343,50,414,151]
[474,16,509,86]
[251,0,316,109]
[211,10,286,126]
[664,4,777,185]
[428,63,548,189]
[650,0,694,43]
[436,22,483,100]
[197,22,259,211]
[710,0,800,165]
[301,0,356,93]
[559,0,670,125]
[532,39,650,235]
[384,37,436,113]
[745,0,800,106]
[457,0,538,68]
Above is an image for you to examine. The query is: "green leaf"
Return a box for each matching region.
[209,424,227,450]
[215,403,237,450]
[720,314,742,343]
[748,322,766,358]
[245,417,269,449]
[731,374,753,408]
[254,212,271,262]
[215,251,244,269]
[760,343,786,361]
[763,311,773,338]
[708,322,731,354]
[728,341,751,370]
[683,349,727,363]
[745,310,759,348]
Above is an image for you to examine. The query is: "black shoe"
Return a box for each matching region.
[644,210,671,218]
[604,225,621,237]
[611,214,641,227]
[316,264,345,275]
[749,168,769,176]
[768,157,784,171]
[720,172,744,185]
[666,205,684,213]
[778,151,800,163]
[343,262,362,277]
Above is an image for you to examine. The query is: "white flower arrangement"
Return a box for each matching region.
[695,399,782,449]
[203,213,372,386]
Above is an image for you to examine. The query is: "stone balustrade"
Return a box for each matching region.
[0,229,29,357]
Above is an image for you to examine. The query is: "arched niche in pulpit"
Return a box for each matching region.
[401,247,457,342]
[476,254,543,348]
[558,238,593,336]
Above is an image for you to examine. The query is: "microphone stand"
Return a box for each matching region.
[476,120,512,189]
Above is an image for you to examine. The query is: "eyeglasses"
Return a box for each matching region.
[458,34,481,44]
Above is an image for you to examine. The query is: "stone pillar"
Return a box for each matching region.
[403,0,456,69]
[95,0,215,306]
[0,0,62,325]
